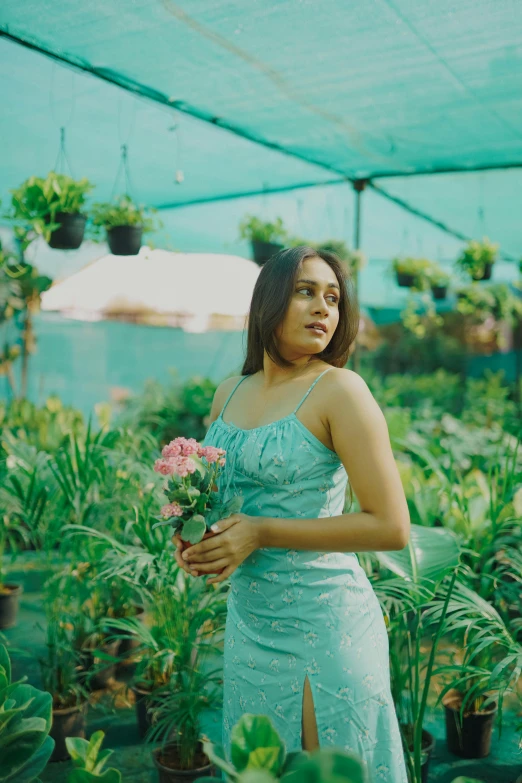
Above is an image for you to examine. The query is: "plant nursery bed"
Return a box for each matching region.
[3,586,521,783]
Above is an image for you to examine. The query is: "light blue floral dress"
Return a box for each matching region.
[202,368,407,782]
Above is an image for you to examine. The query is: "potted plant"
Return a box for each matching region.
[435,583,521,759]
[108,569,227,739]
[196,713,368,783]
[392,257,432,289]
[456,238,499,281]
[148,659,223,783]
[455,283,522,352]
[0,506,31,628]
[38,572,90,762]
[91,195,160,256]
[9,171,93,250]
[0,643,55,781]
[426,264,451,300]
[239,215,287,266]
[374,524,462,783]
[66,730,121,783]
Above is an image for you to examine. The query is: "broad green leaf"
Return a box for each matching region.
[181,515,207,544]
[222,496,244,517]
[451,778,485,783]
[201,740,237,778]
[66,735,89,763]
[376,524,460,584]
[239,772,277,783]
[282,748,367,783]
[2,735,55,783]
[231,715,285,775]
[0,645,11,685]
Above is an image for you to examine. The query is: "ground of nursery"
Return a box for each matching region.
[5,555,521,783]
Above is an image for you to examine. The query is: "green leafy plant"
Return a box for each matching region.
[9,172,93,243]
[392,257,432,289]
[456,282,522,332]
[456,238,499,280]
[373,525,462,783]
[426,263,451,289]
[196,713,368,782]
[66,730,121,783]
[239,215,287,244]
[91,195,160,234]
[0,643,55,782]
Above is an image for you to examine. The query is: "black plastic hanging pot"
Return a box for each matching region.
[251,240,283,266]
[47,212,87,250]
[107,225,143,256]
[471,262,493,281]
[396,271,417,288]
[431,284,448,300]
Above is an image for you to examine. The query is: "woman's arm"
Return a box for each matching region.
[258,370,410,552]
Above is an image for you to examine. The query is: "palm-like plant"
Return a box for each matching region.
[373,524,462,783]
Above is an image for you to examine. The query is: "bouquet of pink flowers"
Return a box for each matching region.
[152,436,243,547]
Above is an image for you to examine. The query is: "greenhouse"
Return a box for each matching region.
[0,2,521,783]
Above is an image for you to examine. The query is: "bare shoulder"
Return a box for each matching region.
[208,375,244,423]
[323,368,384,424]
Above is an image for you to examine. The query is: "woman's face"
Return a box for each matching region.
[275,256,341,359]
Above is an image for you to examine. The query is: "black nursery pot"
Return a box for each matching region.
[396,271,416,288]
[431,284,447,300]
[471,262,493,281]
[49,701,87,762]
[107,225,143,255]
[152,742,217,783]
[443,692,497,759]
[0,584,23,629]
[403,725,435,783]
[251,239,283,266]
[47,212,87,250]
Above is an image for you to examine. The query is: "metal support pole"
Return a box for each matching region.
[351,179,368,373]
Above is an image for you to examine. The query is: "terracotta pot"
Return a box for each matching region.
[0,583,23,630]
[180,532,225,575]
[49,700,87,762]
[152,742,217,783]
[443,690,497,758]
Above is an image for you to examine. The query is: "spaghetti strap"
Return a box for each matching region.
[293,367,334,414]
[220,375,249,418]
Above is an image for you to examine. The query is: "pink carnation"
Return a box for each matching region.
[161,502,183,518]
[200,446,226,464]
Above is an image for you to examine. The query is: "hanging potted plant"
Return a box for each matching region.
[455,283,522,352]
[392,257,432,289]
[9,171,93,250]
[91,195,160,256]
[456,237,499,281]
[239,215,287,266]
[426,264,451,300]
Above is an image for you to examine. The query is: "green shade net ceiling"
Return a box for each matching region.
[1,0,522,258]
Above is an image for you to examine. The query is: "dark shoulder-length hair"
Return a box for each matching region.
[241,246,359,375]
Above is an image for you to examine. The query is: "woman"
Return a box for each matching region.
[173,246,410,782]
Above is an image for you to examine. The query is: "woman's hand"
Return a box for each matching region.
[181,513,261,584]
[172,533,200,577]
